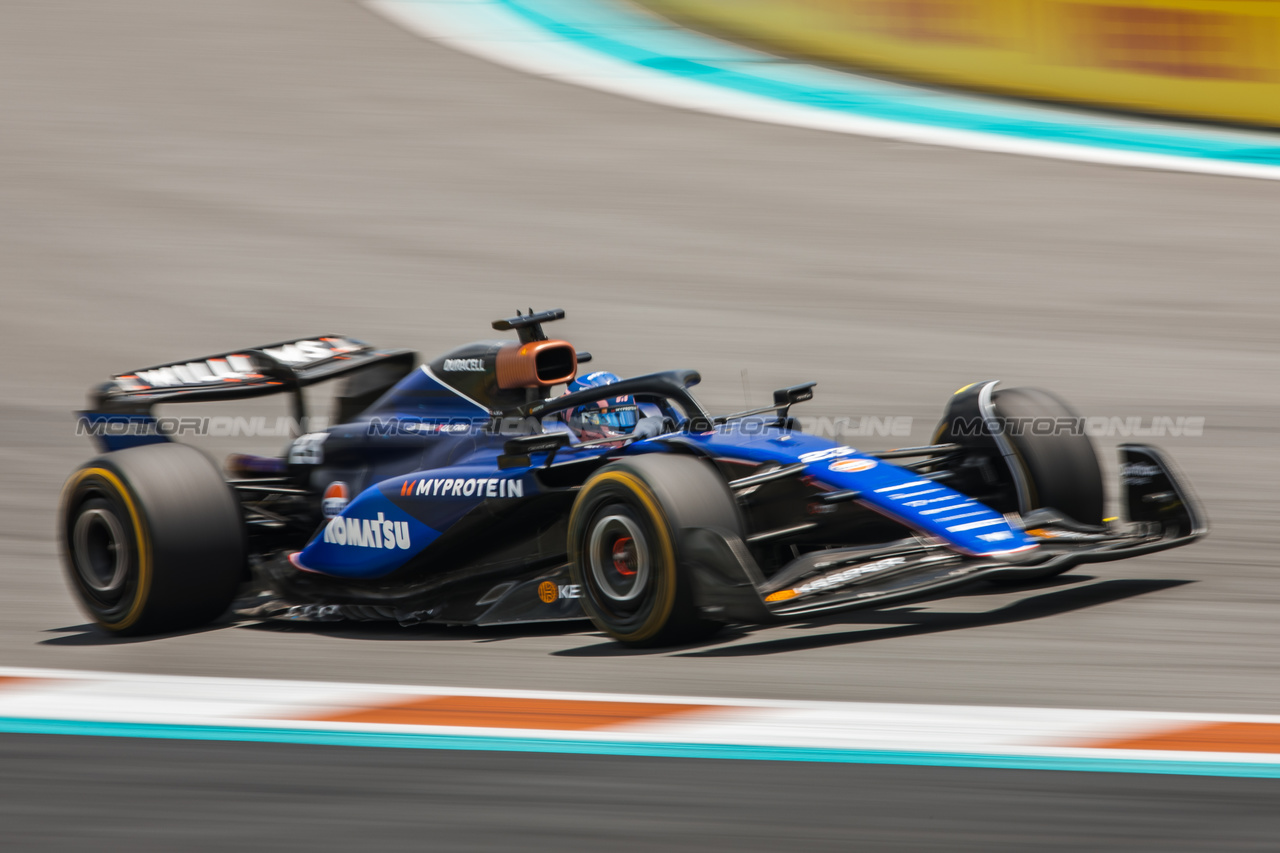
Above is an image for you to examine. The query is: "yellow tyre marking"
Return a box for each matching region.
[62,467,151,631]
[570,470,677,644]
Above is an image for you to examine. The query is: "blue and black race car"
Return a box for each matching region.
[59,310,1206,646]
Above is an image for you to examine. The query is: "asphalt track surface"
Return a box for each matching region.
[2,0,1279,846]
[4,733,1280,852]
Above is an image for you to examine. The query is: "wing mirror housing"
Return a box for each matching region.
[773,382,816,420]
[499,432,571,470]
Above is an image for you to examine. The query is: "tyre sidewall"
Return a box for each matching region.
[60,466,152,631]
[59,444,246,636]
[994,388,1105,526]
[569,470,679,644]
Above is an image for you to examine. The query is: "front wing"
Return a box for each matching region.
[684,444,1206,624]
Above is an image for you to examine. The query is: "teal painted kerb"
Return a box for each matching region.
[6,716,1280,777]
[477,0,1280,166]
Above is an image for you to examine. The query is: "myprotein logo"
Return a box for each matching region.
[322,512,412,550]
[400,477,524,499]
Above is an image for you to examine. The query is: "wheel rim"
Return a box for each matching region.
[72,507,131,595]
[587,514,649,602]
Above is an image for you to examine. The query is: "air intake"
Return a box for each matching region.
[496,340,577,389]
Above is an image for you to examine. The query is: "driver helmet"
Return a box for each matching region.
[566,371,639,441]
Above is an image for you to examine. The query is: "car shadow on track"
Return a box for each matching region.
[237,618,755,654]
[38,620,236,646]
[41,577,1190,654]
[40,617,600,646]
[235,618,594,644]
[551,576,1192,658]
[677,577,1192,658]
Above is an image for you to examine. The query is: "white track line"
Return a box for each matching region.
[3,666,1280,768]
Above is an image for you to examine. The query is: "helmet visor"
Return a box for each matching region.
[579,407,638,431]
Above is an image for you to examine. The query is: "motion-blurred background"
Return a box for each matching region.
[3,0,1278,849]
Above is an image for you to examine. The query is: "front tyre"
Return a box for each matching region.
[569,455,739,647]
[992,387,1105,527]
[59,443,246,636]
[937,386,1106,585]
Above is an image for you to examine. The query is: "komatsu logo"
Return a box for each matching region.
[400,477,524,499]
[442,358,485,372]
[322,512,412,550]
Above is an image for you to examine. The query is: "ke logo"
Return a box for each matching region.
[538,581,581,603]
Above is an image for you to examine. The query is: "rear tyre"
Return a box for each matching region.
[569,454,740,647]
[59,443,246,636]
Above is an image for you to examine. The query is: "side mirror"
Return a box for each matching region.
[499,432,571,470]
[773,382,816,419]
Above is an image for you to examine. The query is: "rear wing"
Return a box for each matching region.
[92,336,415,413]
[82,337,417,451]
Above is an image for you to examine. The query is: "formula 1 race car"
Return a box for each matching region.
[59,310,1206,646]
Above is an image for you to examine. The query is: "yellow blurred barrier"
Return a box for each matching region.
[635,0,1280,127]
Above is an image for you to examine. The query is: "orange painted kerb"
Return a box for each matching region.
[312,695,714,731]
[1088,722,1280,754]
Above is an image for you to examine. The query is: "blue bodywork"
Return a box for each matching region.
[291,364,1037,580]
[71,321,1206,633]
[671,429,1038,557]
